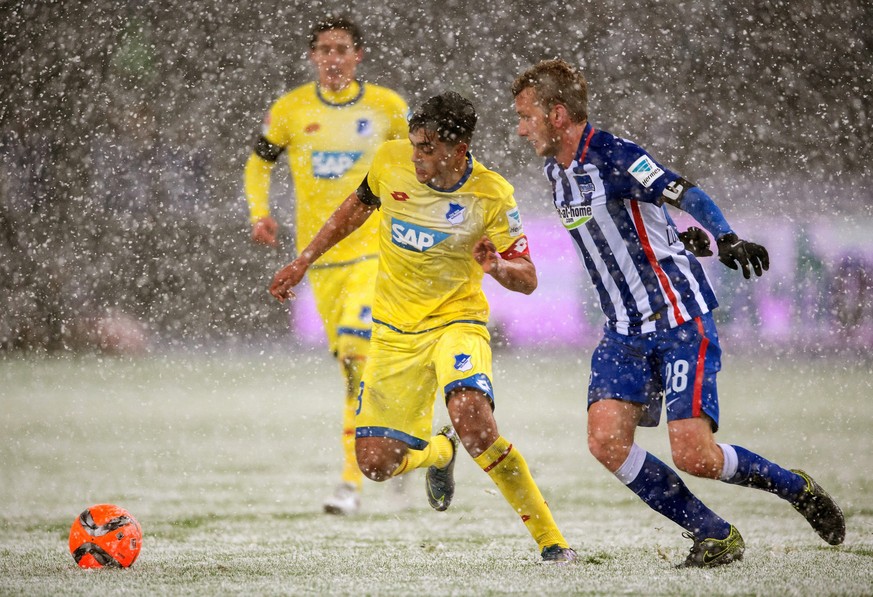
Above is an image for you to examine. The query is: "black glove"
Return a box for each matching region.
[678,226,713,257]
[716,232,769,279]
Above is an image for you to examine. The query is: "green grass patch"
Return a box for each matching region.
[1,351,871,595]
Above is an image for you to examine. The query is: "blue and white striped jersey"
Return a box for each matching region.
[545,123,718,335]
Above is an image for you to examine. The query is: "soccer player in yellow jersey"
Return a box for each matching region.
[244,16,408,515]
[269,92,577,563]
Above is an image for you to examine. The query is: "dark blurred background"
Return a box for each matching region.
[2,0,871,352]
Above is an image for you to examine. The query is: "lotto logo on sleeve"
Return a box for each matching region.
[391,218,451,252]
[628,155,665,188]
[312,151,363,179]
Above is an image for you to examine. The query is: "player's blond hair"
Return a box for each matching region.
[511,59,588,123]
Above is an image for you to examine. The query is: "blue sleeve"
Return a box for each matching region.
[679,186,733,238]
[602,136,677,204]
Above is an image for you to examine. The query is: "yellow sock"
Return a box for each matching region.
[391,433,454,477]
[474,436,568,551]
[340,354,366,488]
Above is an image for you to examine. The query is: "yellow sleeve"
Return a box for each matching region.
[244,153,274,223]
[386,93,410,141]
[483,178,524,254]
[244,94,295,223]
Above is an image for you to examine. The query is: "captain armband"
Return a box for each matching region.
[356,176,381,208]
[254,135,284,162]
[499,235,530,260]
[660,177,695,208]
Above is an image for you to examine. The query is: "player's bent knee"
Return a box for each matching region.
[355,438,402,482]
[587,432,632,471]
[355,452,392,482]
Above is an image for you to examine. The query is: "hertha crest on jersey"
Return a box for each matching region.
[573,170,596,198]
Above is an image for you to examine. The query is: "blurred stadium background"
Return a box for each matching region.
[2,0,872,353]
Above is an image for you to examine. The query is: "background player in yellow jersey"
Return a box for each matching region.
[269,92,577,563]
[244,16,408,515]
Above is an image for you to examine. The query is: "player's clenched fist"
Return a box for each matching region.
[252,216,279,247]
[473,236,500,274]
[269,258,308,302]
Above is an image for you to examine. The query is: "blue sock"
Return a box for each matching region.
[719,444,806,501]
[617,445,731,539]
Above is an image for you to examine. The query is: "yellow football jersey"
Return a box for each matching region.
[365,140,530,333]
[246,80,408,265]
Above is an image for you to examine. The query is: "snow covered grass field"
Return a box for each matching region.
[1,350,871,595]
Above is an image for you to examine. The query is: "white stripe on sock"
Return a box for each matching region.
[614,443,647,485]
[718,443,738,481]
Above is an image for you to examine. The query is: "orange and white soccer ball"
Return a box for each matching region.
[69,504,142,568]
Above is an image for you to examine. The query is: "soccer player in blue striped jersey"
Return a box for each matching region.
[512,59,845,567]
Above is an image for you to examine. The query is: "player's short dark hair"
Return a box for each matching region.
[511,59,588,123]
[408,92,477,145]
[309,15,363,50]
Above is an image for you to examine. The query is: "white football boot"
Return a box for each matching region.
[323,482,361,515]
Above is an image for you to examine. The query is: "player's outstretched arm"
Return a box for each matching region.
[245,153,279,247]
[473,236,538,295]
[269,192,375,302]
[675,185,768,278]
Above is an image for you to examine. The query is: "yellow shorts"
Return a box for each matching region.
[307,257,377,355]
[355,321,494,449]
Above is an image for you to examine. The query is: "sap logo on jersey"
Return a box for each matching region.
[391,218,451,252]
[628,155,664,188]
[312,151,362,179]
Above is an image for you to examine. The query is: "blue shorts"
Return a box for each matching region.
[588,312,722,430]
